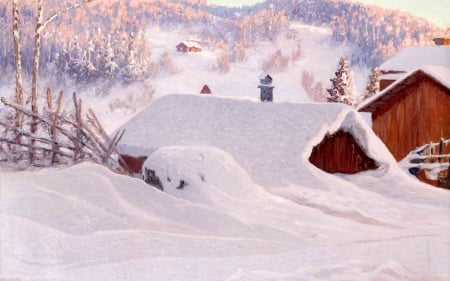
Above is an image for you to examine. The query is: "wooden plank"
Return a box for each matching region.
[0,138,73,158]
[1,97,82,146]
[73,92,82,160]
[51,91,63,164]
[86,108,130,174]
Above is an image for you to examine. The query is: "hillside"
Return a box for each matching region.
[0,0,447,88]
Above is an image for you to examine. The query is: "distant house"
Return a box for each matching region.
[115,95,388,179]
[358,66,450,163]
[176,40,202,53]
[377,46,450,90]
[200,84,211,94]
[433,38,450,46]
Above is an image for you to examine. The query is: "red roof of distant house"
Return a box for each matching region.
[200,85,211,94]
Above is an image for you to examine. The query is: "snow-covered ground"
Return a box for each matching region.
[1,156,449,280]
[1,94,449,280]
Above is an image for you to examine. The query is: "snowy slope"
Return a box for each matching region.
[143,23,363,103]
[1,159,449,280]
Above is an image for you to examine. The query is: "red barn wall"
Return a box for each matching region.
[309,130,378,174]
[119,154,148,174]
[379,79,395,91]
[372,75,450,161]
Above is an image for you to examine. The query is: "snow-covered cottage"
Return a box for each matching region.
[116,95,394,187]
[377,46,450,90]
[176,40,202,53]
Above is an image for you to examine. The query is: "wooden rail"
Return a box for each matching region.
[0,88,129,174]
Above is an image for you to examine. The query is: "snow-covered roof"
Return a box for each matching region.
[421,65,450,89]
[258,73,272,79]
[359,66,450,112]
[379,46,450,73]
[379,73,406,81]
[117,94,394,187]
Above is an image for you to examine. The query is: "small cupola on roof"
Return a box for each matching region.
[258,74,274,102]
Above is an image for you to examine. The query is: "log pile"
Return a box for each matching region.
[0,88,128,174]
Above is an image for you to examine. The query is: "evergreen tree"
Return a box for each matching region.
[326,56,354,106]
[364,67,380,99]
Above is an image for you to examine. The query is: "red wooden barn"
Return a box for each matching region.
[359,66,450,186]
[116,95,387,179]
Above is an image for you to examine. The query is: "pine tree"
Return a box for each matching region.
[364,67,380,99]
[326,56,354,106]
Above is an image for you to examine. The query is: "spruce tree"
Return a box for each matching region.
[326,56,354,106]
[364,67,380,99]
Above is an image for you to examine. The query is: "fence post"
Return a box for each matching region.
[73,92,82,161]
[50,91,63,164]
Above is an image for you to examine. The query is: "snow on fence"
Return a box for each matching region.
[0,89,128,173]
[400,138,450,188]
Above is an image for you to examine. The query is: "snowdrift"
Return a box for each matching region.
[2,161,450,280]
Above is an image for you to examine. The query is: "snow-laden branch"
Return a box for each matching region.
[41,0,93,31]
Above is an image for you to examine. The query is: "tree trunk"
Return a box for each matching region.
[32,0,44,120]
[12,0,24,133]
[28,0,45,164]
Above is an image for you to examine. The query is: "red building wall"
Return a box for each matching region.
[371,74,450,161]
[309,130,378,174]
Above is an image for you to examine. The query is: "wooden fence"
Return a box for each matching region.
[0,89,129,174]
[403,139,450,188]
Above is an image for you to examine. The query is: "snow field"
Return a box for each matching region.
[2,158,449,280]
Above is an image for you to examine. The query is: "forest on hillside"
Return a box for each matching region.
[0,0,448,87]
[241,0,448,66]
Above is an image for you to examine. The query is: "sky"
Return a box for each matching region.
[206,0,450,28]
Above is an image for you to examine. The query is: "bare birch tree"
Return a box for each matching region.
[29,0,93,161]
[31,0,44,129]
[12,0,24,132]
